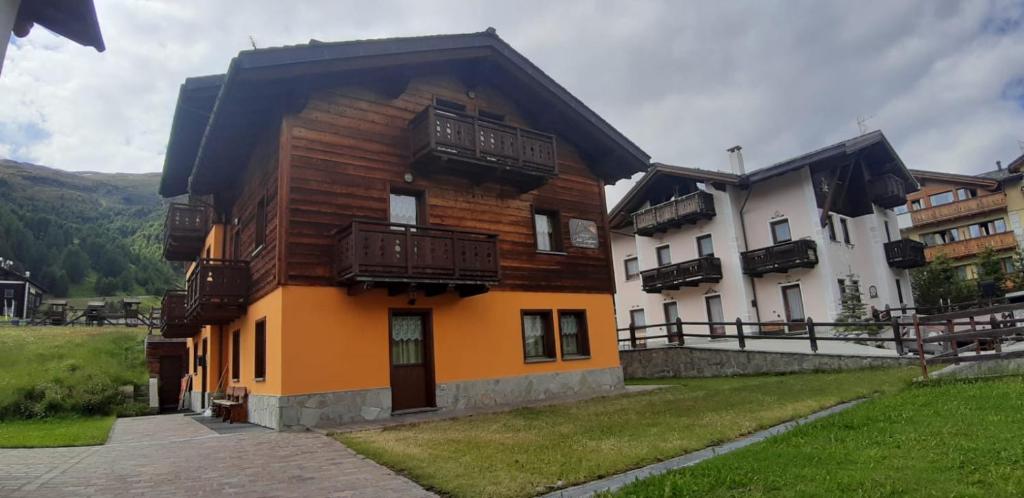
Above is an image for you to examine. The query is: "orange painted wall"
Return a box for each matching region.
[277,286,620,396]
[221,287,284,395]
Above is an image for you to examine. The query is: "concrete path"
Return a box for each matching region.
[542,399,867,498]
[0,414,435,497]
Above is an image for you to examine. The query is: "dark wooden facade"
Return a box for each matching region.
[0,267,44,319]
[144,336,187,412]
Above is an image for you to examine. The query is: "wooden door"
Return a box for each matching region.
[389,310,435,412]
[158,356,183,411]
[782,284,806,332]
[705,295,726,336]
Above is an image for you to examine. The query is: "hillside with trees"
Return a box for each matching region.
[0,159,180,298]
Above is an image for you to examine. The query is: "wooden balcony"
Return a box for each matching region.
[409,105,558,192]
[641,256,722,293]
[868,174,907,209]
[163,203,210,261]
[334,220,500,297]
[924,231,1017,261]
[185,258,249,324]
[910,193,1006,227]
[633,191,716,236]
[160,290,201,339]
[884,238,926,269]
[741,239,818,277]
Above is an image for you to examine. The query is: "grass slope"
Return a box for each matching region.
[0,416,115,448]
[337,368,916,498]
[0,326,148,419]
[613,376,1024,497]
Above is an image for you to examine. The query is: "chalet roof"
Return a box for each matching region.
[909,169,1001,191]
[609,130,917,228]
[12,0,105,52]
[1008,152,1024,174]
[159,29,650,197]
[0,266,47,293]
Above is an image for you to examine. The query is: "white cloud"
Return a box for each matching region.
[0,0,1021,209]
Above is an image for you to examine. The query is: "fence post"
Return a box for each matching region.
[629,321,637,350]
[970,316,981,355]
[946,319,958,366]
[735,318,746,350]
[890,317,904,356]
[990,314,1003,353]
[675,317,685,346]
[806,317,818,353]
[914,314,928,380]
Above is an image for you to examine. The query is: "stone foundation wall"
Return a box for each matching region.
[247,366,624,430]
[620,346,914,379]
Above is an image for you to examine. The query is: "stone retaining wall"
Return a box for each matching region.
[620,346,914,379]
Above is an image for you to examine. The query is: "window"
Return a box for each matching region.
[954,265,973,281]
[910,199,923,211]
[895,278,905,304]
[929,191,954,207]
[884,221,892,243]
[434,97,466,112]
[254,319,266,380]
[232,227,241,259]
[2,289,12,298]
[840,217,851,244]
[254,194,267,254]
[893,204,909,215]
[782,284,806,332]
[478,109,506,122]
[705,295,725,336]
[992,218,1007,233]
[628,309,647,348]
[826,215,837,242]
[837,279,846,299]
[770,219,792,244]
[624,258,640,281]
[663,302,681,344]
[521,311,556,361]
[533,209,562,252]
[192,342,199,372]
[1001,257,1015,273]
[955,188,976,201]
[389,190,423,226]
[231,330,241,382]
[696,234,714,257]
[656,245,672,266]
[558,311,590,358]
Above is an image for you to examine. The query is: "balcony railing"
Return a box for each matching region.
[633,191,716,236]
[185,258,249,324]
[164,203,210,261]
[924,231,1017,261]
[868,174,907,209]
[741,239,818,277]
[641,256,723,293]
[160,290,200,338]
[884,239,926,269]
[910,193,1006,227]
[409,105,558,191]
[334,220,500,296]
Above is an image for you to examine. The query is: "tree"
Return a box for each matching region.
[1009,248,1024,292]
[834,274,881,334]
[60,246,89,283]
[911,255,978,310]
[975,246,1007,299]
[94,277,119,296]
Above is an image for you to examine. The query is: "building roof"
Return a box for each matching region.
[0,265,47,293]
[610,130,916,228]
[909,169,1001,190]
[159,29,651,197]
[1008,152,1024,174]
[12,0,105,52]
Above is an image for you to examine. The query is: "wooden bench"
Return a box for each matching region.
[211,386,248,423]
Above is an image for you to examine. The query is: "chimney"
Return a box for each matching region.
[727,145,745,175]
[997,160,1003,171]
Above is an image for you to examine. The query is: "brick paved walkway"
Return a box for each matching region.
[0,414,435,497]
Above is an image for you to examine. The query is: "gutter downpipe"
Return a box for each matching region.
[738,184,762,326]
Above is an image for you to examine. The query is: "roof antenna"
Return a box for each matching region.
[856,114,874,135]
[249,35,258,50]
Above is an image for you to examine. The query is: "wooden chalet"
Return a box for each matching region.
[158,29,649,429]
[0,263,45,320]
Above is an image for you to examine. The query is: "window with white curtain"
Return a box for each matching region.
[522,312,554,360]
[391,315,424,365]
[558,311,589,357]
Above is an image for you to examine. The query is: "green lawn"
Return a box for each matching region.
[0,416,116,448]
[0,325,147,446]
[612,376,1024,497]
[336,368,916,498]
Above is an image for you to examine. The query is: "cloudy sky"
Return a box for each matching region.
[1,0,1023,205]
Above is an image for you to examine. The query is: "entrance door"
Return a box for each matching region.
[200,337,208,409]
[158,355,183,411]
[782,284,806,332]
[705,295,725,336]
[389,311,435,412]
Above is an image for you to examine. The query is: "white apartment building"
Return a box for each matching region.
[610,131,924,347]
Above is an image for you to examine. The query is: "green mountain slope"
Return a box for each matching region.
[0,159,180,297]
